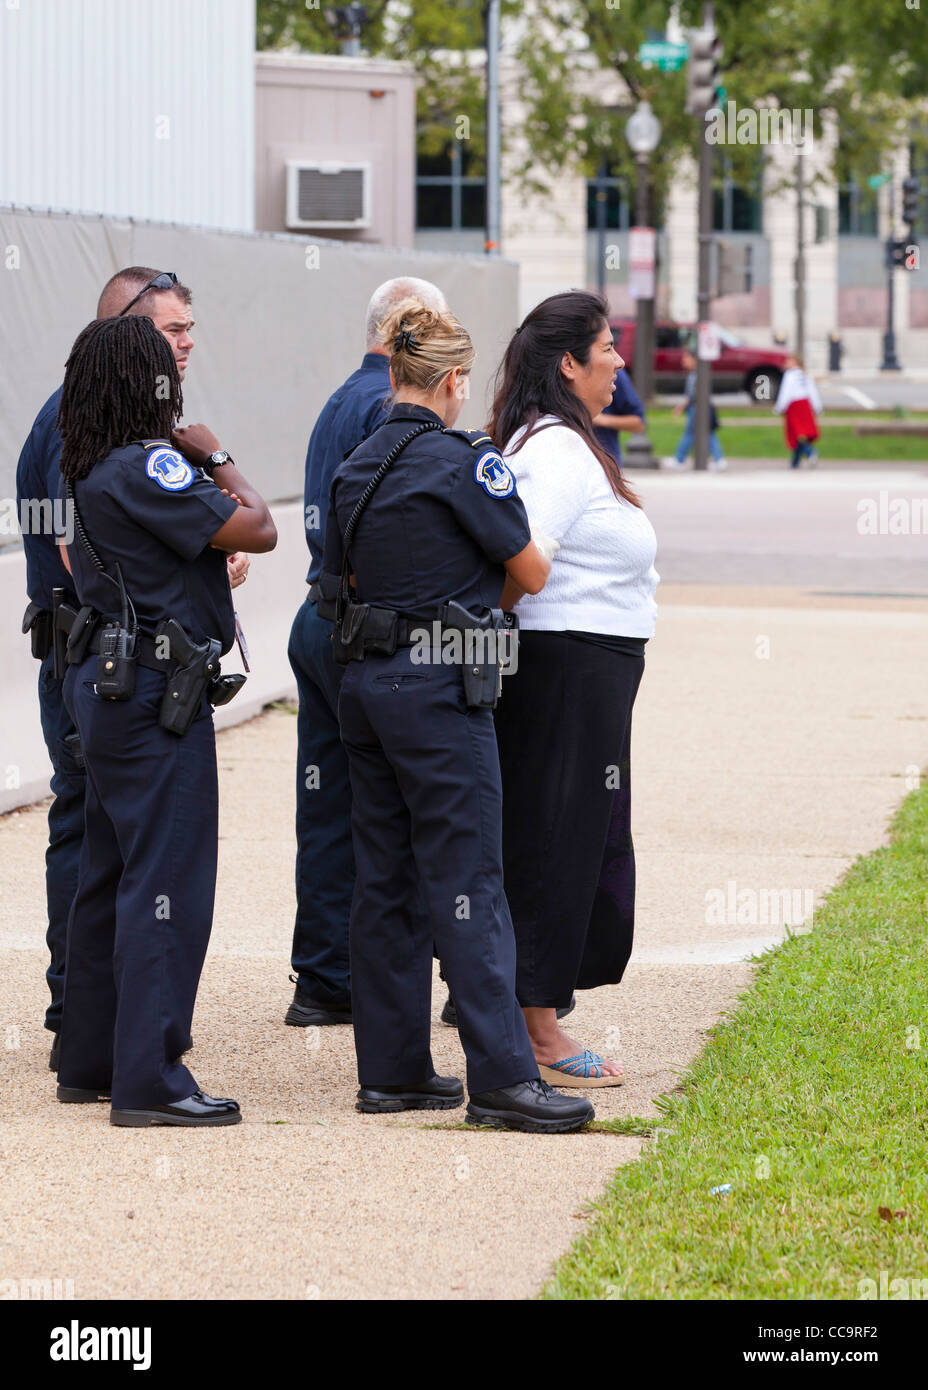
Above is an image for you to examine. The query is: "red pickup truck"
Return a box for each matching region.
[612,319,789,402]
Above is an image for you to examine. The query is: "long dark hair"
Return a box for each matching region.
[58,316,183,481]
[487,290,640,506]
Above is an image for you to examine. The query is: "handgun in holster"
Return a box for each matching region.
[439,600,519,709]
[156,618,245,735]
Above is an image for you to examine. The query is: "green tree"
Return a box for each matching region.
[256,1,928,201]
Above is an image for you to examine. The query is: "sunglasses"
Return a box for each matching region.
[118,271,179,316]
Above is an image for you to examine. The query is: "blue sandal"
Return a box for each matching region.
[538,1049,624,1089]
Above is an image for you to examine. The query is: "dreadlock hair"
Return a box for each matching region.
[488,291,640,507]
[58,315,183,481]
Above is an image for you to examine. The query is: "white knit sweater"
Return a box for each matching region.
[503,416,659,638]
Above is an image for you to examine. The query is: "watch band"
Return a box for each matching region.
[204,450,233,475]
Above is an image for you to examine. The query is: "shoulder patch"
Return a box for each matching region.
[145,447,195,492]
[473,448,515,500]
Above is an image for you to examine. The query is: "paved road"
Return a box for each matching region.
[638,466,928,592]
[661,378,928,411]
[2,464,926,1299]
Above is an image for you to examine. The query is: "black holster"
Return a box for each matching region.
[156,618,245,734]
[331,601,400,665]
[308,572,340,622]
[439,601,519,710]
[157,619,221,735]
[22,601,53,661]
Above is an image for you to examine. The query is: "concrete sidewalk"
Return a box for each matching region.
[2,468,926,1299]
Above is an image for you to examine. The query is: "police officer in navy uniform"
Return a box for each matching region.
[286,277,447,1029]
[323,297,594,1132]
[54,314,276,1126]
[15,266,249,1070]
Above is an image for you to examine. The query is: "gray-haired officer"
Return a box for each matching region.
[322,296,594,1132]
[286,276,446,1028]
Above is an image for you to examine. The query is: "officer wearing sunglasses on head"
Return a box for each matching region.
[15,267,250,1071]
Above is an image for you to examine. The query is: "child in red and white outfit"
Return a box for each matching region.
[774,356,823,468]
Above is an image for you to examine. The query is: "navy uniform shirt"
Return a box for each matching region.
[324,402,531,616]
[15,386,75,609]
[61,441,238,653]
[304,352,392,584]
[593,368,645,463]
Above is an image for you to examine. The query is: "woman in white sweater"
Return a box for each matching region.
[487,291,659,1087]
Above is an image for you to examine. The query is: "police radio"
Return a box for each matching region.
[67,481,138,700]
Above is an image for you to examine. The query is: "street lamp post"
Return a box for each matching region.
[624,99,661,469]
[881,176,902,371]
[484,0,501,257]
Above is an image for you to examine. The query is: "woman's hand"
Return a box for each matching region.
[171,424,221,466]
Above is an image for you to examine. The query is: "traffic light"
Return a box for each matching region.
[902,176,919,228]
[687,26,723,115]
[890,239,910,269]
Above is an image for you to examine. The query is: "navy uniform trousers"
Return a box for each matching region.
[57,659,218,1109]
[287,595,354,1007]
[338,651,538,1095]
[36,652,86,1034]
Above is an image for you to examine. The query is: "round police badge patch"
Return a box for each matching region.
[474,449,514,499]
[145,447,194,492]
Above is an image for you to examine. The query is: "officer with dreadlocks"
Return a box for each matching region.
[53,314,276,1127]
[15,267,250,1071]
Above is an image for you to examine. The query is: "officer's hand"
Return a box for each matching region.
[226,552,250,589]
[172,424,221,465]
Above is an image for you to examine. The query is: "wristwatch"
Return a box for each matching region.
[203,450,233,475]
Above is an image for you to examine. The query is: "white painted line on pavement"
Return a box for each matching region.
[839,386,877,410]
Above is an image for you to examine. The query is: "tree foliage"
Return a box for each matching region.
[256,0,928,198]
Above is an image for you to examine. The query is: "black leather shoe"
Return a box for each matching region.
[285,983,352,1027]
[466,1078,593,1133]
[110,1091,242,1127]
[57,1083,111,1103]
[356,1074,464,1113]
[48,1033,60,1072]
[441,992,576,1028]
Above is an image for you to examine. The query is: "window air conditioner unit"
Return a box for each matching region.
[285,161,372,230]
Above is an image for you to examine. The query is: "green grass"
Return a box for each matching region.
[543,784,928,1300]
[644,409,928,461]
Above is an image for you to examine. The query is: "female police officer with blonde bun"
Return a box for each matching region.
[54,314,277,1127]
[321,297,593,1133]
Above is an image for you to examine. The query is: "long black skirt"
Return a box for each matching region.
[494,630,644,1009]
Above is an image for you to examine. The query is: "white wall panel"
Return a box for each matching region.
[0,0,254,231]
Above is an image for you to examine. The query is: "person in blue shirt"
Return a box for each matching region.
[285,277,448,1029]
[592,366,646,462]
[15,267,249,1068]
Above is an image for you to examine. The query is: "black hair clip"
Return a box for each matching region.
[394,328,419,353]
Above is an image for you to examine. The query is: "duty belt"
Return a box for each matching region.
[54,603,171,673]
[52,602,246,733]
